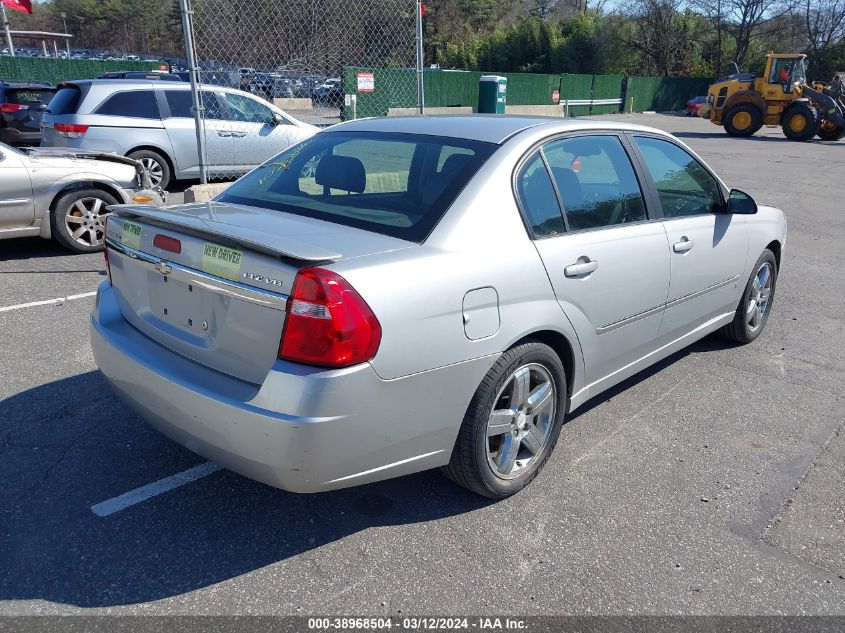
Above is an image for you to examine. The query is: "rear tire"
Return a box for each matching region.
[442,341,567,498]
[724,104,763,137]
[816,122,845,141]
[50,188,118,254]
[718,249,778,344]
[782,102,820,141]
[127,149,171,190]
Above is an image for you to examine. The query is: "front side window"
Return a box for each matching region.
[543,135,647,231]
[223,93,279,125]
[96,90,159,119]
[515,152,564,237]
[217,131,496,241]
[634,137,723,218]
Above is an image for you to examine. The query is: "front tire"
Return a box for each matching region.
[724,104,763,137]
[50,188,118,253]
[442,341,567,498]
[718,249,778,344]
[127,149,171,190]
[782,102,820,141]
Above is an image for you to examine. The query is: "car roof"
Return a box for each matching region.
[333,115,670,145]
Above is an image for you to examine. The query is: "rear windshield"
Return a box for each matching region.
[6,88,55,105]
[218,131,497,242]
[47,86,81,115]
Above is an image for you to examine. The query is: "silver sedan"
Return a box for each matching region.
[91,116,786,498]
[0,143,163,253]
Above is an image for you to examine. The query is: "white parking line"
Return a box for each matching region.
[0,291,97,313]
[91,462,223,517]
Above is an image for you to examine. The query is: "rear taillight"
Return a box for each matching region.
[279,267,381,368]
[54,123,89,138]
[0,103,23,113]
[103,216,112,284]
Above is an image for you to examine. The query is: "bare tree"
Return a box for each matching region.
[725,0,796,66]
[803,0,845,57]
[628,0,688,75]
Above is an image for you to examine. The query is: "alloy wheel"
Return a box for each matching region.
[139,157,164,187]
[746,262,773,332]
[485,363,556,479]
[64,197,108,248]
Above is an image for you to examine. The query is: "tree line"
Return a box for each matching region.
[7,0,845,80]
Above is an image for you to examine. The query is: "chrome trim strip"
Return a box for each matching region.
[596,274,742,335]
[0,199,29,206]
[105,238,289,312]
[596,304,664,335]
[666,274,741,309]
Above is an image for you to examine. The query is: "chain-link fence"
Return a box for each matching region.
[179,0,422,182]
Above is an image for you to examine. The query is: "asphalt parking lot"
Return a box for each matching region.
[1,113,843,616]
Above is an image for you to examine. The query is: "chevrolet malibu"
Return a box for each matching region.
[91,116,786,498]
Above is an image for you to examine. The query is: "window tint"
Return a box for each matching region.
[223,92,278,124]
[218,131,496,242]
[96,90,159,119]
[46,87,81,115]
[543,135,646,231]
[634,137,722,218]
[516,152,564,237]
[299,138,414,195]
[166,90,225,120]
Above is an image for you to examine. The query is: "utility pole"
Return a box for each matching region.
[415,0,424,114]
[179,0,208,184]
[61,12,70,56]
[1,3,15,57]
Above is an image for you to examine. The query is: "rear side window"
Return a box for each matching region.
[47,87,81,114]
[543,135,647,231]
[516,152,564,237]
[95,90,159,119]
[6,88,55,105]
[165,90,224,120]
[218,131,497,242]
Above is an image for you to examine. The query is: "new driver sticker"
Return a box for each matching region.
[201,242,243,281]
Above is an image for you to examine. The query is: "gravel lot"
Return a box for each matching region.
[1,113,843,616]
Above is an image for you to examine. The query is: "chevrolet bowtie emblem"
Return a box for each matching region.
[154,261,173,276]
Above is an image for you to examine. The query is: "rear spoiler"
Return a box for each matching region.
[111,204,341,263]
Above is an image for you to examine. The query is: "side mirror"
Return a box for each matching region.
[726,189,758,214]
[271,112,284,126]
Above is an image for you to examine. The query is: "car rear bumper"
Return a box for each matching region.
[91,282,494,492]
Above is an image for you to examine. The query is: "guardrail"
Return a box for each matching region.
[561,97,623,117]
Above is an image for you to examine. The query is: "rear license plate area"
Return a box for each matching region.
[148,271,211,339]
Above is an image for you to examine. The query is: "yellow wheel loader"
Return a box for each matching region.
[701,52,845,142]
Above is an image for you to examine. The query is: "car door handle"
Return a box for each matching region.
[564,260,599,277]
[229,131,247,138]
[216,131,231,137]
[673,237,694,253]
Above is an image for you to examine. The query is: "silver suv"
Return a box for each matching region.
[40,79,317,190]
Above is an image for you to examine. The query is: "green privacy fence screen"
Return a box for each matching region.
[343,68,563,118]
[342,67,711,119]
[0,58,162,85]
[624,76,712,112]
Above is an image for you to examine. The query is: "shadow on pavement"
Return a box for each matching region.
[0,371,492,608]
[0,332,738,608]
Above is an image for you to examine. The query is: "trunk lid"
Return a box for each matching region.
[105,202,413,383]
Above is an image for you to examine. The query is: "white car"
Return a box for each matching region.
[0,143,163,253]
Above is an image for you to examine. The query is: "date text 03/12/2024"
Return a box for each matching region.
[306,617,528,631]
